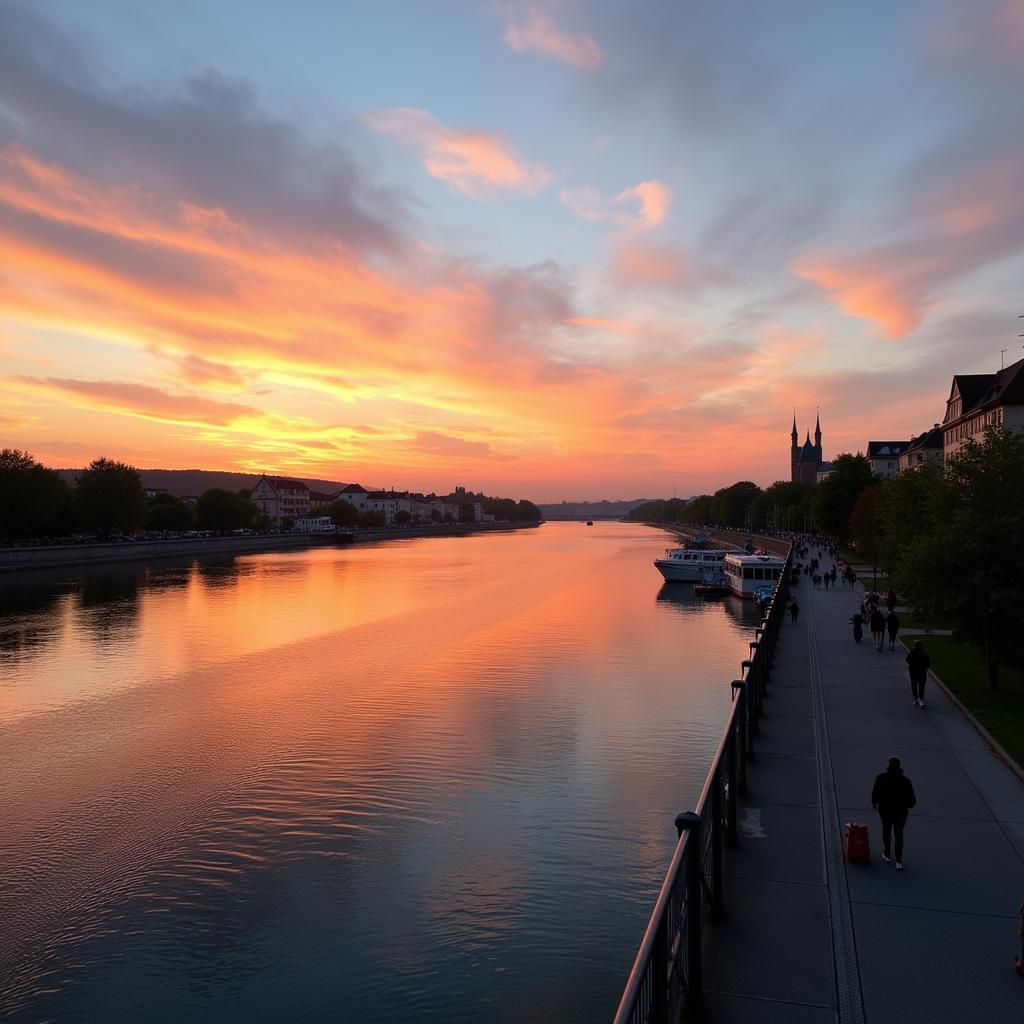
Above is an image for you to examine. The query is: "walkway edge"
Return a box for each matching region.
[899,641,1024,786]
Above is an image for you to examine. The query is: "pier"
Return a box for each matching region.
[616,543,1024,1023]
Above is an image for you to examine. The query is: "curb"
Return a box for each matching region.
[898,639,1024,786]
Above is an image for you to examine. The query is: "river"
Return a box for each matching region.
[0,521,758,1022]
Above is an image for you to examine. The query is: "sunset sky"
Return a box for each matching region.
[2,1,1023,501]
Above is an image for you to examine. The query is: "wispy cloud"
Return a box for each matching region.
[502,7,603,68]
[560,179,672,229]
[364,108,550,200]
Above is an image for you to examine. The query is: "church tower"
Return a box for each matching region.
[814,412,822,463]
[791,414,799,482]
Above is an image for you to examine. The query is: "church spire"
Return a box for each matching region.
[791,412,798,444]
[814,409,822,460]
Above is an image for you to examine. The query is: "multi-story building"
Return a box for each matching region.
[336,483,369,511]
[250,475,311,525]
[866,441,910,479]
[898,426,944,472]
[941,357,1024,461]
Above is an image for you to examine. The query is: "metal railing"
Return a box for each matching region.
[613,544,793,1023]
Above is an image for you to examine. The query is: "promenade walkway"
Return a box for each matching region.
[701,554,1024,1024]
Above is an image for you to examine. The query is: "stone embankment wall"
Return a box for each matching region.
[651,524,792,557]
[0,521,540,572]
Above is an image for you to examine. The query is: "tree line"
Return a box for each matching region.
[627,430,1023,687]
[0,451,541,541]
[849,428,1023,688]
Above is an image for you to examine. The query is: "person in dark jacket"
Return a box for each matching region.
[885,610,900,650]
[885,589,897,611]
[851,611,864,643]
[789,599,800,624]
[905,641,931,708]
[869,607,886,651]
[871,756,917,869]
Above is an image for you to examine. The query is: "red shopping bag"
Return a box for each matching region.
[845,822,870,864]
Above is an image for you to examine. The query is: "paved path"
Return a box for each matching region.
[702,555,1024,1024]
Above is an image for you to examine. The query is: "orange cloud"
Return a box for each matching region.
[791,259,927,338]
[502,8,603,68]
[363,108,550,199]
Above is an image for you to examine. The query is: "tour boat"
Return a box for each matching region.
[693,567,731,596]
[653,546,734,582]
[722,553,787,599]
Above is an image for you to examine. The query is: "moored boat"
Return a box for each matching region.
[653,545,735,582]
[722,553,787,599]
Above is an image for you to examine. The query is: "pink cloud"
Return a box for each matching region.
[560,179,672,229]
[613,238,690,286]
[364,108,550,199]
[502,8,603,68]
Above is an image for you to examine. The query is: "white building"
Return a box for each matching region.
[866,441,910,480]
[898,425,944,472]
[250,475,311,525]
[336,483,369,511]
[941,358,1024,461]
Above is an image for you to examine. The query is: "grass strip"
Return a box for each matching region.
[904,635,1024,771]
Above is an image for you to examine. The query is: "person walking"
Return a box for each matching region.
[871,756,917,870]
[869,606,886,651]
[789,599,800,625]
[885,589,897,611]
[851,611,864,644]
[906,640,931,708]
[885,610,900,651]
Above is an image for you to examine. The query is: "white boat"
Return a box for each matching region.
[654,546,734,582]
[722,553,787,599]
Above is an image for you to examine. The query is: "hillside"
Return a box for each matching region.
[536,498,663,519]
[55,468,351,497]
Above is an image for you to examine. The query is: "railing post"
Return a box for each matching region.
[725,727,739,846]
[748,641,764,714]
[709,764,726,920]
[731,680,749,795]
[674,812,705,1017]
[740,660,758,735]
[650,914,668,1024]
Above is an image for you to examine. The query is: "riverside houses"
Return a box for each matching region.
[866,441,910,479]
[898,425,944,471]
[251,475,311,525]
[941,356,1024,461]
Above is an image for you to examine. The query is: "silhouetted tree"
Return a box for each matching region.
[0,449,71,539]
[813,453,873,537]
[145,493,194,531]
[75,458,146,537]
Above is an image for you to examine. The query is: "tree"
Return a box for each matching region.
[710,481,761,528]
[195,488,256,531]
[0,449,72,539]
[359,509,386,528]
[879,428,1024,688]
[75,458,146,536]
[394,509,411,524]
[145,493,194,532]
[847,483,885,570]
[813,453,873,537]
[324,499,359,528]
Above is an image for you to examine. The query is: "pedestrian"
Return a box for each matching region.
[830,568,837,587]
[851,611,864,644]
[906,640,931,708]
[885,589,897,611]
[789,599,800,625]
[869,607,886,651]
[885,610,900,650]
[823,572,830,590]
[871,756,917,870]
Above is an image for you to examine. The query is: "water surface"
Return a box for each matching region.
[0,522,757,1022]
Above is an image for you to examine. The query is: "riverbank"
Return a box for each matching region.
[0,520,540,572]
[644,522,792,557]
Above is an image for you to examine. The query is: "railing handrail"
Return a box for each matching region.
[613,538,794,1023]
